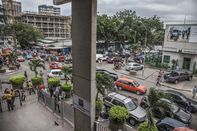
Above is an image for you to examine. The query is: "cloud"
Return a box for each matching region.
[1,0,196,21]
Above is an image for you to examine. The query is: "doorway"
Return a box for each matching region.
[182,57,191,70]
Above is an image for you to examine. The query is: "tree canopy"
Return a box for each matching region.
[97,10,164,48]
[3,22,43,48]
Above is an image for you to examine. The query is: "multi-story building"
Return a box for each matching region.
[38,5,60,16]
[162,24,197,71]
[2,0,21,17]
[20,12,71,38]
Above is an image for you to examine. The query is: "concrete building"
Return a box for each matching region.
[1,0,21,17]
[20,12,71,38]
[162,24,197,71]
[38,5,60,15]
[54,0,97,131]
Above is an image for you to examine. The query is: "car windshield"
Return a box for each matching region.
[133,81,140,87]
[125,101,137,111]
[180,94,187,102]
[170,72,178,76]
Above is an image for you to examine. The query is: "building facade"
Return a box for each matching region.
[2,0,21,17]
[162,24,197,71]
[38,4,60,15]
[20,12,71,38]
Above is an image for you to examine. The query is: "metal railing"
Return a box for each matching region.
[37,89,74,126]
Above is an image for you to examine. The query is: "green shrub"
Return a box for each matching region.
[61,83,73,92]
[48,77,60,87]
[96,98,103,112]
[31,76,43,86]
[109,105,128,124]
[138,121,158,131]
[9,75,25,88]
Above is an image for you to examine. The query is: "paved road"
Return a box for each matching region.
[98,63,197,130]
[1,61,197,130]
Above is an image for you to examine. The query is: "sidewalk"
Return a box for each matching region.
[0,95,74,131]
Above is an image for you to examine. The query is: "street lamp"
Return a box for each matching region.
[139,21,147,77]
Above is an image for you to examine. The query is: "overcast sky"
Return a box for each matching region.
[1,0,197,22]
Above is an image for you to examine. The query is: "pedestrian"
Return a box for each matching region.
[192,86,197,99]
[10,89,16,106]
[156,77,161,86]
[3,91,14,111]
[24,71,28,81]
[186,102,192,113]
[54,92,61,113]
[39,70,43,78]
[28,81,35,95]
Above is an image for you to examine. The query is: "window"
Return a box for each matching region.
[163,55,170,63]
[105,96,112,102]
[111,99,123,106]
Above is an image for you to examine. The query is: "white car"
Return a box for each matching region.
[125,62,144,71]
[47,69,65,80]
[96,54,103,61]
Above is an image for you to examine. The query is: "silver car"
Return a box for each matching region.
[104,92,147,126]
[125,62,144,71]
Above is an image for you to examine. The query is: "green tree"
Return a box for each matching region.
[8,52,17,67]
[29,59,45,77]
[140,87,171,130]
[62,65,72,84]
[3,22,43,48]
[96,72,114,100]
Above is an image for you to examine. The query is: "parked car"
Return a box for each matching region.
[173,127,195,131]
[164,70,193,84]
[17,56,25,62]
[140,97,192,125]
[96,69,118,81]
[26,54,32,60]
[125,62,144,71]
[156,117,187,131]
[49,62,63,69]
[163,90,197,113]
[103,92,147,126]
[96,54,103,61]
[115,78,147,95]
[107,57,115,64]
[47,69,65,80]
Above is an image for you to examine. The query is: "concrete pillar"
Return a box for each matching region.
[72,0,97,131]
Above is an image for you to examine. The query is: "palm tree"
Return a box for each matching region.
[29,59,45,77]
[96,72,114,100]
[62,65,72,84]
[143,87,171,130]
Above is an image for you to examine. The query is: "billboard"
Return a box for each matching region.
[166,25,197,43]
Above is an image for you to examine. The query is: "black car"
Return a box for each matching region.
[156,117,187,131]
[164,90,197,113]
[164,70,193,84]
[140,97,192,125]
[96,69,118,81]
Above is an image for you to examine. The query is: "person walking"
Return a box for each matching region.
[192,86,197,99]
[39,70,43,78]
[24,71,28,81]
[54,92,61,113]
[28,81,35,95]
[3,91,14,111]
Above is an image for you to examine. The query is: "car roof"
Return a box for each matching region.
[108,92,132,103]
[165,90,185,96]
[51,69,61,72]
[118,77,134,82]
[157,117,186,128]
[127,62,138,65]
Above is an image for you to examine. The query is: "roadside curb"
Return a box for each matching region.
[161,83,192,92]
[0,66,23,76]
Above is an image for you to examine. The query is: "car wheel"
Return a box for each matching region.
[188,77,192,81]
[175,80,178,84]
[129,118,136,126]
[136,91,141,95]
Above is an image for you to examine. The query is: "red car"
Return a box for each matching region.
[49,62,63,69]
[115,78,147,94]
[17,56,25,62]
[173,127,195,131]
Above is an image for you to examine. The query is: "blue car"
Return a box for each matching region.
[26,54,32,60]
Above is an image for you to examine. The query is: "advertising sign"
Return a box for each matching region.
[166,25,197,43]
